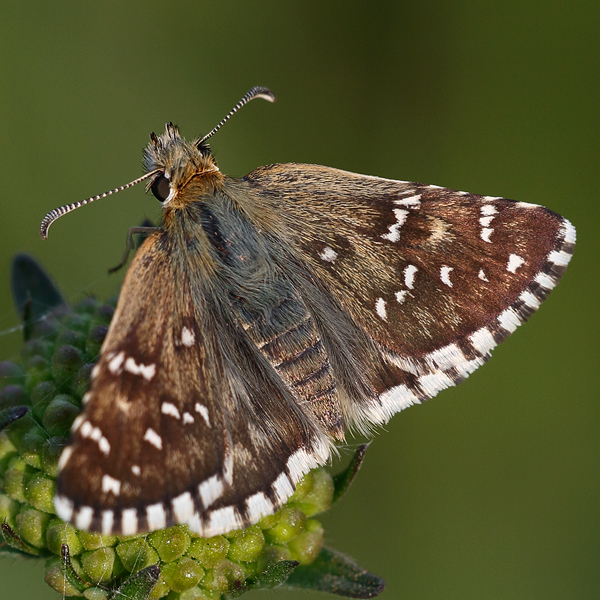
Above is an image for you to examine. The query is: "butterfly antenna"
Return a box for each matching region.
[40,170,161,239]
[196,86,276,147]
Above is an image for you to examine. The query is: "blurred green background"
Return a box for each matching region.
[0,1,597,598]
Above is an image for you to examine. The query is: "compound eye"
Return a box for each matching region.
[150,174,171,202]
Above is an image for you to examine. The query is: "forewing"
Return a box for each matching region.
[244,163,576,426]
[55,231,330,536]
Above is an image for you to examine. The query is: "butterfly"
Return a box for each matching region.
[40,87,576,537]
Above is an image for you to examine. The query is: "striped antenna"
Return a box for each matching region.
[196,86,275,147]
[40,170,160,239]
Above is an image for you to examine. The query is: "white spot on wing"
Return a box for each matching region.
[497,308,521,333]
[272,472,294,503]
[131,465,141,476]
[108,351,125,374]
[172,491,195,524]
[534,272,555,290]
[124,357,156,381]
[548,250,571,267]
[287,447,319,484]
[55,495,74,522]
[395,290,409,303]
[381,208,409,242]
[469,327,497,355]
[205,506,244,537]
[440,266,453,287]
[481,228,493,243]
[122,509,138,535]
[395,194,421,207]
[180,327,195,347]
[478,269,488,281]
[146,503,167,530]
[101,510,114,535]
[404,265,418,289]
[75,505,94,530]
[102,475,121,495]
[375,298,387,320]
[161,402,181,419]
[507,254,525,273]
[418,372,455,396]
[246,492,275,523]
[319,246,338,262]
[58,446,73,471]
[195,403,211,427]
[183,412,194,424]
[562,219,576,245]
[480,204,498,216]
[143,427,163,450]
[199,474,224,509]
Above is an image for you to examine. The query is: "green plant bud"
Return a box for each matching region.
[78,530,118,550]
[289,468,334,517]
[161,557,205,592]
[0,492,20,528]
[19,425,46,469]
[42,394,80,436]
[257,512,279,530]
[263,507,306,544]
[45,555,84,597]
[46,518,84,555]
[16,504,52,548]
[116,537,160,573]
[186,535,229,568]
[256,544,293,574]
[86,325,108,359]
[51,344,84,386]
[226,525,265,563]
[30,380,58,420]
[21,339,54,363]
[92,303,115,325]
[83,587,110,600]
[81,547,122,584]
[148,525,191,562]
[177,587,221,600]
[24,356,52,392]
[0,361,24,390]
[72,363,94,400]
[287,518,324,565]
[24,472,55,513]
[0,384,28,409]
[202,559,246,593]
[61,312,91,333]
[74,297,100,315]
[4,455,31,502]
[0,432,17,470]
[55,329,87,353]
[41,436,66,477]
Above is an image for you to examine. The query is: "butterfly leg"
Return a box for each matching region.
[108,226,162,273]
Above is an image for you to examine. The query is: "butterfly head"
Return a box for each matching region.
[143,123,220,205]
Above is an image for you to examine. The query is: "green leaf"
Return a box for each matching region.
[285,546,385,598]
[0,406,29,431]
[247,559,299,590]
[332,444,369,505]
[1,522,46,556]
[110,564,160,600]
[59,544,92,593]
[11,254,66,340]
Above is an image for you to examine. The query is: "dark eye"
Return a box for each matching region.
[151,174,171,202]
